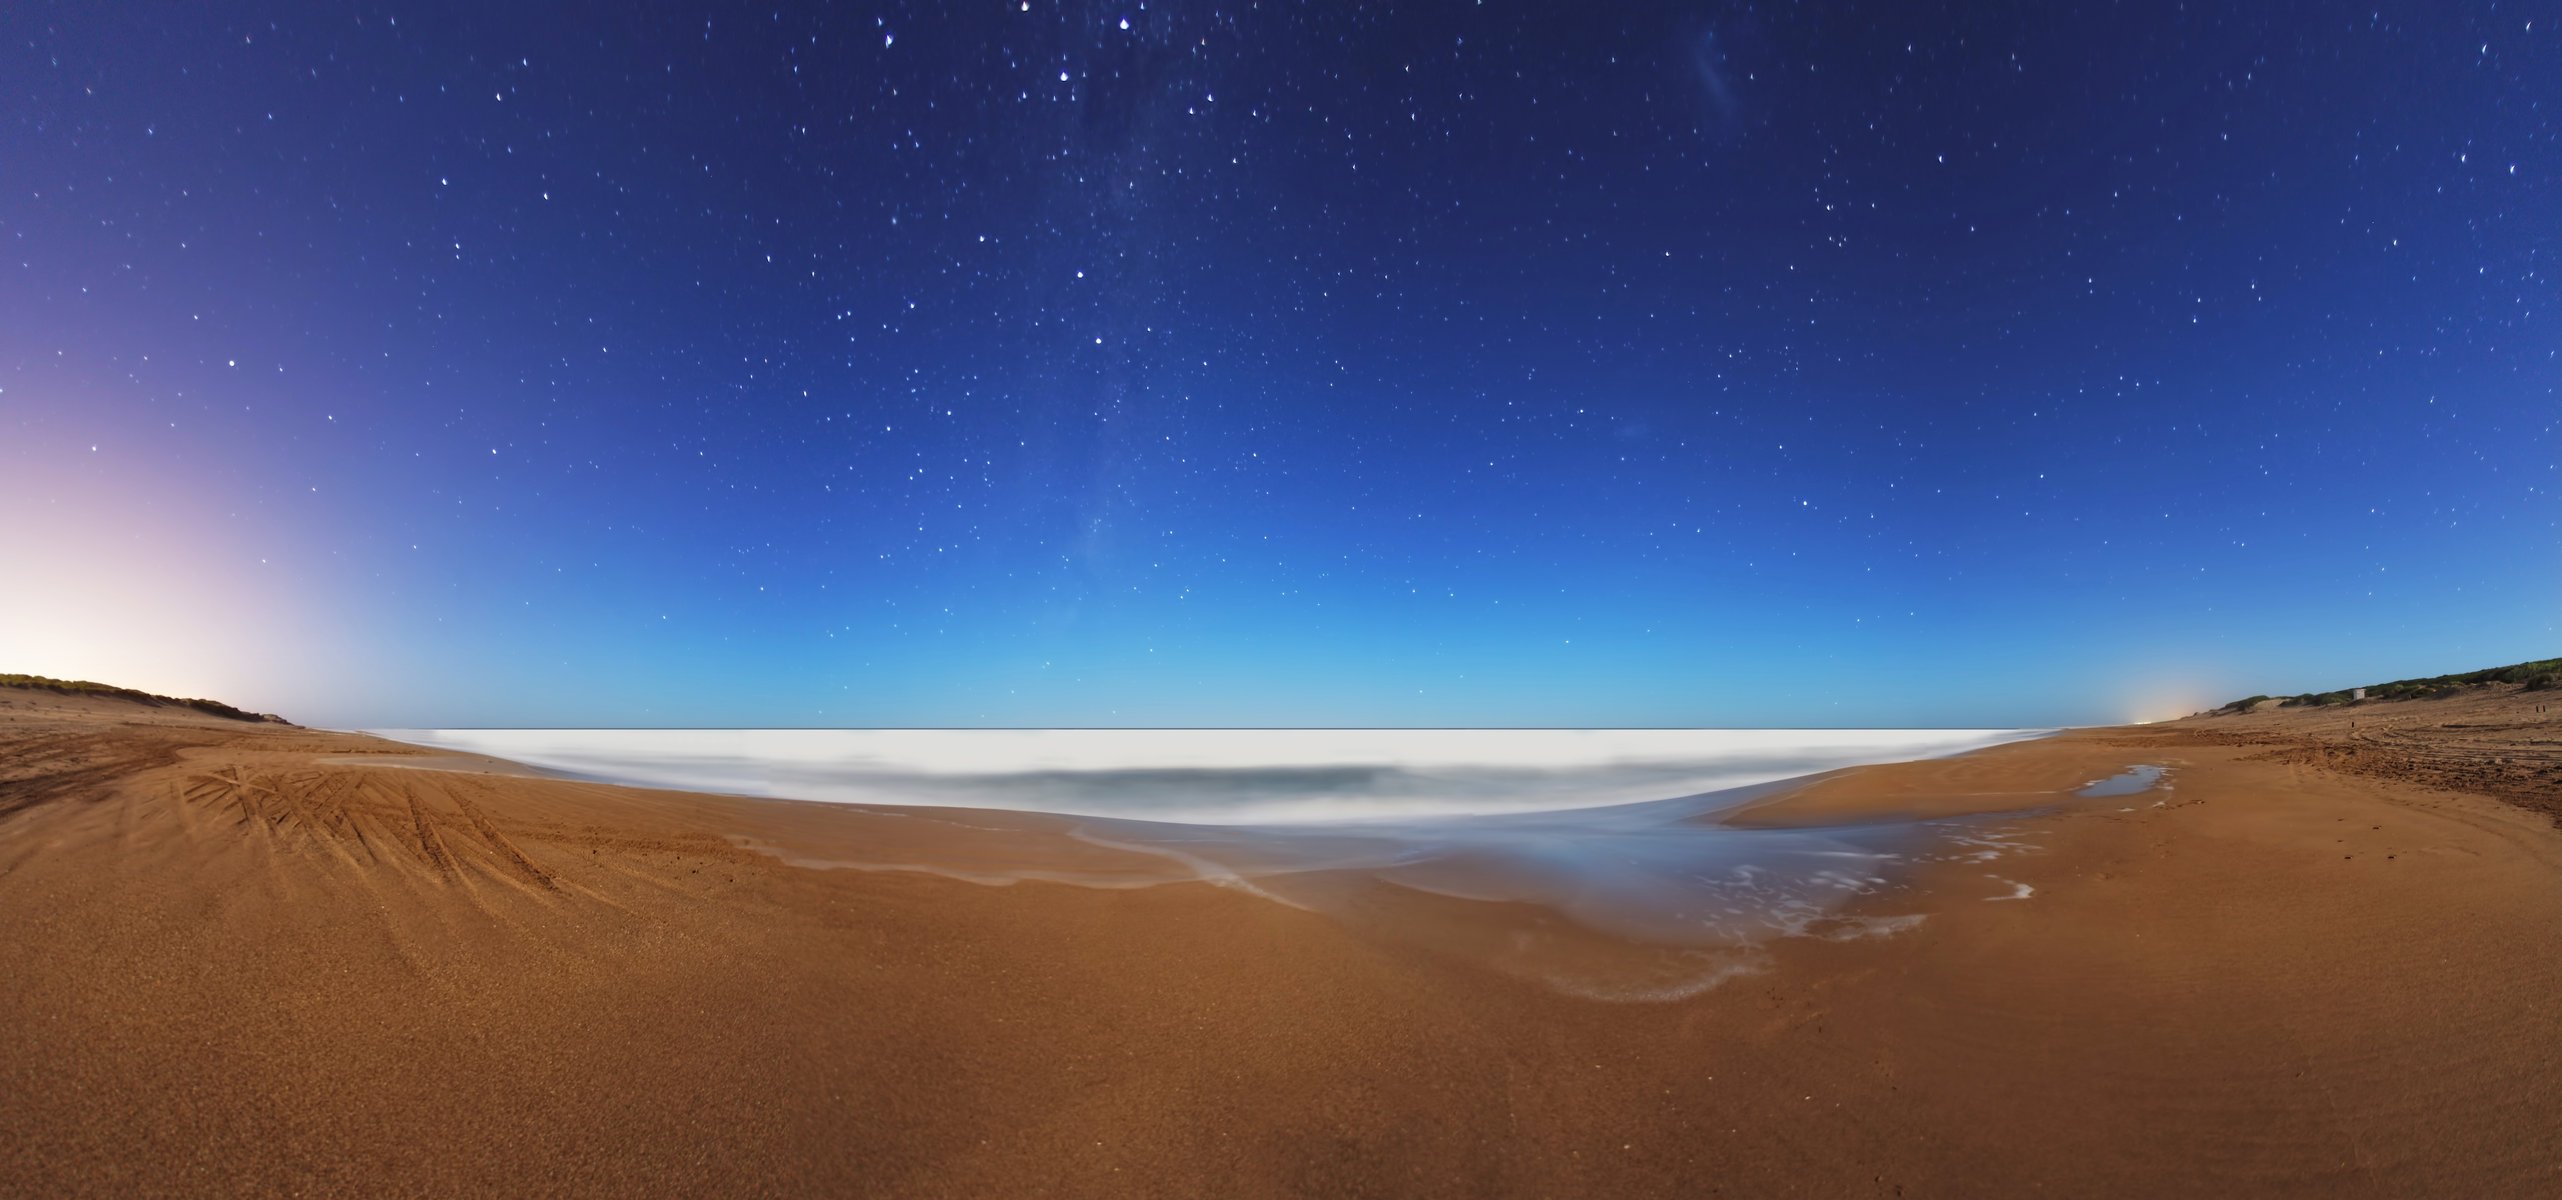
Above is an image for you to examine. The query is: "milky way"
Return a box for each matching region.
[3,2,2552,726]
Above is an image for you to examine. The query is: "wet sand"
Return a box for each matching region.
[3,685,2559,1196]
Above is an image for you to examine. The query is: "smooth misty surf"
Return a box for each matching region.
[375,727,2053,998]
[370,727,2044,825]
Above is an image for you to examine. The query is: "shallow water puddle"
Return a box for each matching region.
[2078,764,2167,798]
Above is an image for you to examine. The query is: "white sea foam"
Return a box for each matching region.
[368,727,2042,825]
[370,726,2046,1001]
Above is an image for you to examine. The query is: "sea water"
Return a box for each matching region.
[373,727,2052,999]
[368,727,2038,825]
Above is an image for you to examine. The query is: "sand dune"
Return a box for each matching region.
[2,685,2559,1196]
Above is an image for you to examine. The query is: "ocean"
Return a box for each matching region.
[367,727,2040,825]
[372,727,2056,999]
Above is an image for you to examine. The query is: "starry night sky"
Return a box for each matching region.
[4,2,2554,728]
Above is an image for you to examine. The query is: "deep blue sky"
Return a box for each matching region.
[3,1,2553,727]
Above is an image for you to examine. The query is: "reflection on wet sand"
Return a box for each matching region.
[734,776,2063,1001]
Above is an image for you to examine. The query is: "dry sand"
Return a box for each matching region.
[3,684,2559,1196]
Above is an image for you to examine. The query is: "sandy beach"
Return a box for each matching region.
[4,684,2559,1197]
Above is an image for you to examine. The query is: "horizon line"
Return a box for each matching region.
[356,724,2071,733]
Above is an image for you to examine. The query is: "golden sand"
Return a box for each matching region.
[3,685,2558,1196]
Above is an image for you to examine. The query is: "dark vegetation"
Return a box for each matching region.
[0,674,287,724]
[2215,658,2561,715]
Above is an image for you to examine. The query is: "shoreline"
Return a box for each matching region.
[3,686,2558,1195]
[358,724,2047,827]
